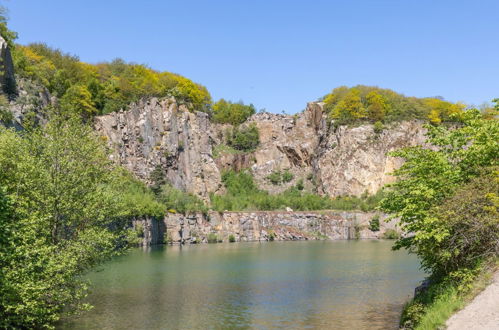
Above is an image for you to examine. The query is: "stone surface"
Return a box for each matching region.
[133,210,399,246]
[0,36,15,96]
[95,98,223,201]
[96,99,427,199]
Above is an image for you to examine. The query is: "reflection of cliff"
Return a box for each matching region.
[132,211,399,246]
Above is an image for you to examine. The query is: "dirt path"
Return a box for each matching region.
[446,271,499,330]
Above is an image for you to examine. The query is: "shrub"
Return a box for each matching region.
[227,123,260,151]
[373,121,384,134]
[296,179,304,191]
[211,170,386,212]
[268,229,276,241]
[228,234,236,243]
[382,229,400,239]
[267,171,283,185]
[282,170,294,183]
[207,233,218,243]
[212,99,255,125]
[369,215,380,231]
[157,184,207,214]
[266,170,294,185]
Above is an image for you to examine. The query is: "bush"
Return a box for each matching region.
[373,121,384,134]
[211,170,385,212]
[369,215,380,231]
[207,233,218,243]
[212,99,255,125]
[382,229,400,239]
[227,123,260,151]
[228,234,236,243]
[267,171,283,185]
[266,170,294,185]
[157,184,207,214]
[282,170,294,183]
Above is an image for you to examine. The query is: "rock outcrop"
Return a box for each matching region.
[315,120,427,196]
[95,98,223,201]
[132,210,399,246]
[95,98,427,199]
[0,36,15,96]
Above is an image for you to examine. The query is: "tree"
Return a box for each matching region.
[380,109,499,276]
[60,84,97,119]
[227,123,260,151]
[212,99,255,125]
[0,111,136,328]
[330,88,366,124]
[366,91,389,122]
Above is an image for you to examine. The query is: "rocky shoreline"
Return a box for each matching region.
[132,210,399,246]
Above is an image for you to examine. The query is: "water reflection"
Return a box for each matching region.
[63,240,422,329]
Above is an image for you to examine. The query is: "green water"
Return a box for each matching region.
[63,240,423,329]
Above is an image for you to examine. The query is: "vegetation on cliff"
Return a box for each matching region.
[212,99,256,125]
[13,43,212,117]
[211,170,384,212]
[379,106,498,329]
[323,85,466,125]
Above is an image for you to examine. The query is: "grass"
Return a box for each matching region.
[211,170,386,212]
[401,260,498,330]
[212,144,244,158]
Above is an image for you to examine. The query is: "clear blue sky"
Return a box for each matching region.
[5,0,499,113]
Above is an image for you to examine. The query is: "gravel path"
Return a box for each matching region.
[446,271,499,330]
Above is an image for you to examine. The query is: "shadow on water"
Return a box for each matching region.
[62,240,423,329]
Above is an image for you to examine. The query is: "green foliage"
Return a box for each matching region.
[267,171,283,185]
[0,7,17,48]
[266,170,294,185]
[226,123,260,151]
[212,144,243,158]
[369,215,380,231]
[0,111,154,328]
[228,234,236,243]
[267,229,276,241]
[382,229,400,239]
[211,170,385,212]
[113,170,165,218]
[12,44,212,118]
[295,179,304,191]
[373,121,384,134]
[0,94,13,123]
[207,233,219,243]
[323,85,465,125]
[212,99,255,125]
[157,184,207,214]
[380,109,498,277]
[400,264,494,329]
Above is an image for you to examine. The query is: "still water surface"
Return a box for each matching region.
[64,240,423,329]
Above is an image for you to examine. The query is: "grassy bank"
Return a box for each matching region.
[401,260,498,329]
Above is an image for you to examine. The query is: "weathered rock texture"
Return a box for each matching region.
[315,120,427,196]
[132,211,398,246]
[213,102,426,197]
[0,36,15,96]
[95,99,427,199]
[95,98,223,201]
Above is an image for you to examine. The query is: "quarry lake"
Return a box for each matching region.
[63,240,423,329]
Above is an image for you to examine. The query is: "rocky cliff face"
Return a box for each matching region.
[95,98,223,201]
[132,210,399,246]
[315,120,426,196]
[95,98,427,199]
